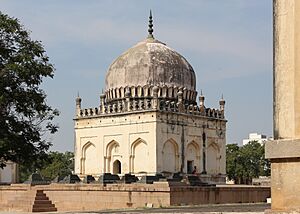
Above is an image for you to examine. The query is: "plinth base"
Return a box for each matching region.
[265,139,300,212]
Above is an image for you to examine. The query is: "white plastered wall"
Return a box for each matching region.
[74,112,157,176]
[0,161,18,183]
[74,111,226,176]
[156,112,226,175]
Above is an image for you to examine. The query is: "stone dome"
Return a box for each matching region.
[105,37,196,91]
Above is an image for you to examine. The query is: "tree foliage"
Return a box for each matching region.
[19,151,74,182]
[40,151,74,180]
[0,12,58,168]
[226,141,270,184]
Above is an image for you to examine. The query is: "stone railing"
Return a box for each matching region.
[76,95,225,120]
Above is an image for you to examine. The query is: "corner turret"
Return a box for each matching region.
[219,94,225,112]
[199,90,205,107]
[76,93,82,117]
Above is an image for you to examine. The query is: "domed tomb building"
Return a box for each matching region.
[74,13,227,182]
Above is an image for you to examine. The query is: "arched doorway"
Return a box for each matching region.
[186,141,200,174]
[113,160,121,174]
[105,140,121,173]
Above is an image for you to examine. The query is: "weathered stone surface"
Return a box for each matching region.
[273,0,300,139]
[266,0,300,213]
[265,139,300,159]
[269,159,300,211]
[105,38,196,91]
[0,183,270,212]
[0,161,18,184]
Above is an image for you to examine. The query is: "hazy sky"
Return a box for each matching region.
[1,0,273,151]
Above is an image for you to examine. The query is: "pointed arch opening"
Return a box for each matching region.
[81,141,97,175]
[130,138,148,173]
[162,138,179,173]
[105,140,121,174]
[186,141,200,174]
[207,142,220,175]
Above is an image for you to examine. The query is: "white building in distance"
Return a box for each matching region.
[0,161,18,184]
[74,13,227,182]
[242,133,268,146]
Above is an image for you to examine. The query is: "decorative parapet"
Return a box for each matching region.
[105,85,197,104]
[75,89,225,120]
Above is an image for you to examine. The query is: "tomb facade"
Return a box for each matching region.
[74,12,227,182]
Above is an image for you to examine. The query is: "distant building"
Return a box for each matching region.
[0,161,19,184]
[242,133,268,145]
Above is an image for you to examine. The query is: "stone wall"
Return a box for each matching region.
[0,184,36,212]
[170,185,270,205]
[0,183,270,212]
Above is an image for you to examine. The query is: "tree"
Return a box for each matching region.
[19,151,74,182]
[40,151,74,180]
[226,143,240,182]
[0,12,59,169]
[226,141,270,184]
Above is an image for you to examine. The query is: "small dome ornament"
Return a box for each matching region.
[148,10,154,39]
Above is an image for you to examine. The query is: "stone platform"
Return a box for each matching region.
[0,182,270,212]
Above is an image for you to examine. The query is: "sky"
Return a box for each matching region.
[1,0,273,152]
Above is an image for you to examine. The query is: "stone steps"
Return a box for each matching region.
[32,190,57,212]
[3,189,57,212]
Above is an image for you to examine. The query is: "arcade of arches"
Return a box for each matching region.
[75,112,226,179]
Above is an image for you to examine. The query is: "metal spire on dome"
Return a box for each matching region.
[148,10,154,39]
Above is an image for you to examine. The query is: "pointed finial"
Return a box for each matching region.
[148,10,154,39]
[219,94,225,108]
[76,91,81,105]
[200,89,203,96]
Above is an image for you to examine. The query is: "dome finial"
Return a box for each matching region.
[148,10,154,39]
